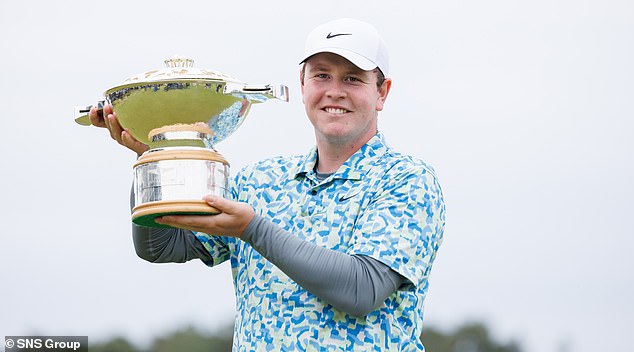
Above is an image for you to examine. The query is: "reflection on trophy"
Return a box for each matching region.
[74,56,289,228]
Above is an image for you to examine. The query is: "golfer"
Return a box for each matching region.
[91,18,445,351]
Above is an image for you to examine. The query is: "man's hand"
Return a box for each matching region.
[155,195,256,238]
[89,104,149,155]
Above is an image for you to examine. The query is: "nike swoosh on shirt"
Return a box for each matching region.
[326,32,352,39]
[339,192,360,202]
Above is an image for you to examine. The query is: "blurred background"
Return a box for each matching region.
[1,0,632,351]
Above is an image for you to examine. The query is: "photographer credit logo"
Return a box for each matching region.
[4,336,87,351]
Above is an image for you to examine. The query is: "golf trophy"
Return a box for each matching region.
[74,56,289,227]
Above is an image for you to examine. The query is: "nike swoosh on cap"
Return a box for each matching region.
[326,32,352,39]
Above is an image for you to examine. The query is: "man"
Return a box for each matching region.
[91,18,445,351]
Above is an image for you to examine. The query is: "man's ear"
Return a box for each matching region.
[376,78,392,111]
[300,68,305,103]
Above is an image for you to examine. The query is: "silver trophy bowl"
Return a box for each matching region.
[75,56,288,227]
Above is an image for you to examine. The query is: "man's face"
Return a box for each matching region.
[301,52,391,146]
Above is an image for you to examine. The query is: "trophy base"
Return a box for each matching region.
[132,200,220,228]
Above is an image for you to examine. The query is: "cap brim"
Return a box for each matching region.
[300,48,377,71]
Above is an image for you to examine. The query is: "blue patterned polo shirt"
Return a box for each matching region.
[195,133,445,351]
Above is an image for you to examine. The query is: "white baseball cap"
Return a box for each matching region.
[300,18,389,76]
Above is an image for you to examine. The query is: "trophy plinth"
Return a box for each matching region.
[75,56,289,228]
[131,124,228,228]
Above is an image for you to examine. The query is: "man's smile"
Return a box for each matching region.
[323,107,350,114]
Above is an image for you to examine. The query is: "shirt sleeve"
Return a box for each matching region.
[347,163,445,289]
[132,224,216,265]
[130,185,229,266]
[242,215,405,317]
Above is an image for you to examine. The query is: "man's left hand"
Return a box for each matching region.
[155,195,255,238]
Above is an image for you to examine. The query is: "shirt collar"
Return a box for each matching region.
[294,133,389,181]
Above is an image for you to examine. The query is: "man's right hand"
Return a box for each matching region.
[89,104,149,156]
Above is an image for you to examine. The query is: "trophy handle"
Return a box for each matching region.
[74,100,107,126]
[224,83,289,103]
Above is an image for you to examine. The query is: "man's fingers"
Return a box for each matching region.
[122,130,149,155]
[88,104,115,129]
[88,103,149,155]
[203,195,233,213]
[88,107,106,127]
[107,114,123,143]
[102,105,115,134]
[154,200,253,237]
[156,215,216,232]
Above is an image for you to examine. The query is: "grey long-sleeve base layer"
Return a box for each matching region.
[132,215,404,317]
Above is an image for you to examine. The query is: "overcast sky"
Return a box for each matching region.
[1,1,632,351]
